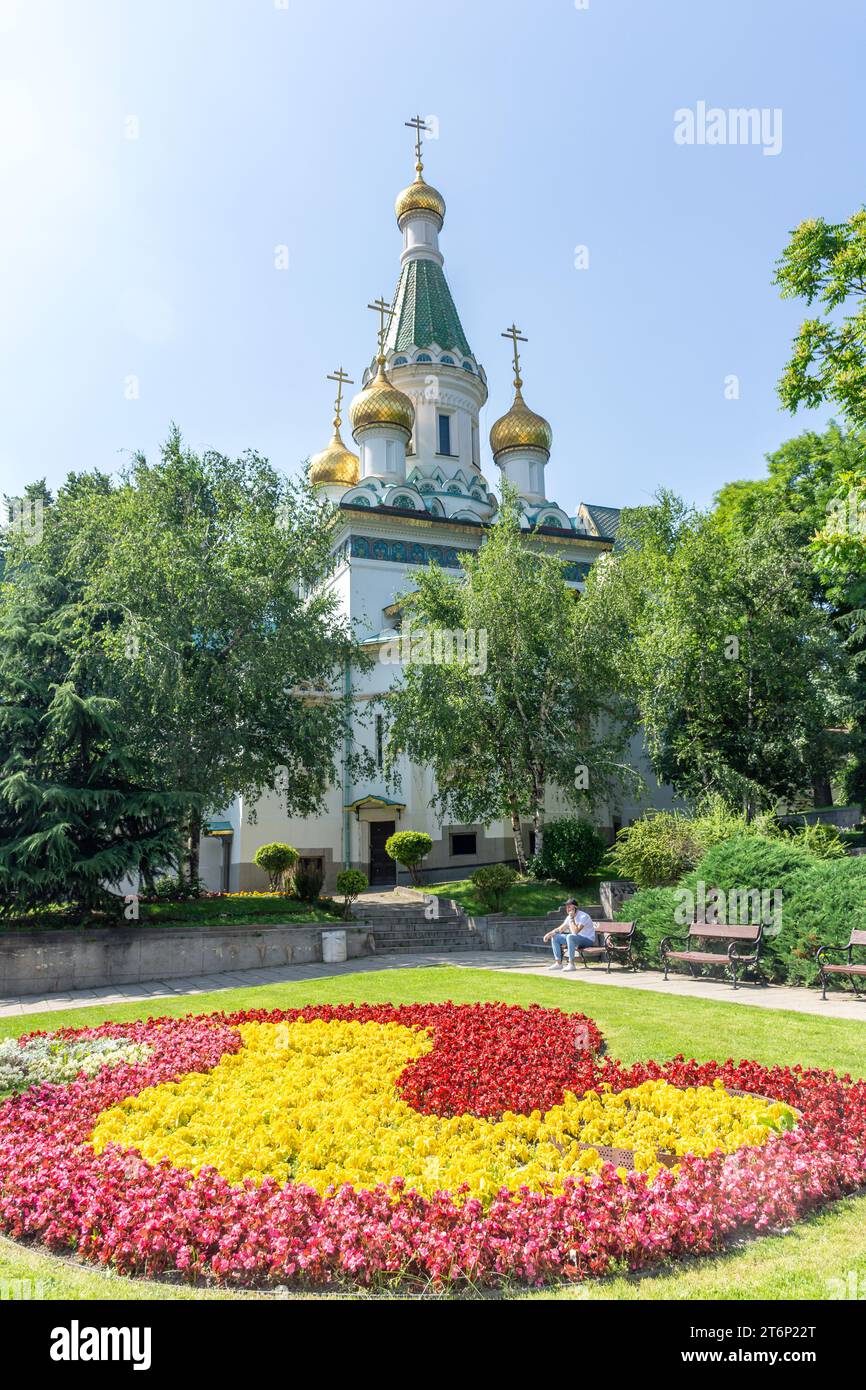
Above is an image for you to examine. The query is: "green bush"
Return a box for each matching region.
[608,797,787,889]
[615,885,682,964]
[336,868,368,918]
[471,863,517,912]
[683,835,815,980]
[620,827,866,986]
[253,843,299,891]
[790,821,849,860]
[385,831,433,884]
[775,858,866,986]
[153,873,205,902]
[528,818,606,885]
[608,812,703,888]
[293,860,324,903]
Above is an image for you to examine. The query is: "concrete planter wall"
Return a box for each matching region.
[600,880,637,918]
[0,923,373,999]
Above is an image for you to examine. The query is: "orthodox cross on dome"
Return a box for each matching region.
[404,113,431,175]
[326,367,353,429]
[501,323,528,388]
[367,296,396,364]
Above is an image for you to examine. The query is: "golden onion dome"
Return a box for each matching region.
[489,382,553,459]
[395,173,446,226]
[349,361,415,440]
[309,424,359,487]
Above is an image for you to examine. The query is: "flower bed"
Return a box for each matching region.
[0,1002,864,1289]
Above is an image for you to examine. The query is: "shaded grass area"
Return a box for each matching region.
[426,876,605,918]
[0,897,342,932]
[1,966,865,1300]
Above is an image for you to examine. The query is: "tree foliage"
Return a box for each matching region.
[582,492,854,816]
[775,208,866,429]
[0,529,187,917]
[384,489,637,870]
[54,429,371,880]
[715,423,866,807]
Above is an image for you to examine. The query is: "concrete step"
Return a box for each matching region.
[372,943,479,955]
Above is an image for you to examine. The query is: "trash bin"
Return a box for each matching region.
[322,929,347,964]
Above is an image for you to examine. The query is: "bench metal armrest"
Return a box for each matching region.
[727,939,760,965]
[816,943,849,964]
[659,931,690,961]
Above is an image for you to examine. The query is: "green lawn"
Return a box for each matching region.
[1,965,865,1301]
[426,875,605,917]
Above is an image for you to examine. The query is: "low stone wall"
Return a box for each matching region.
[0,923,373,998]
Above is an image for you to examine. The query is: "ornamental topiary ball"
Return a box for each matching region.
[252,842,299,892]
[385,831,433,885]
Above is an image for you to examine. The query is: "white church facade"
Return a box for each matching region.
[199,123,672,893]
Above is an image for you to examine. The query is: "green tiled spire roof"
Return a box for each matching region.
[384,259,472,358]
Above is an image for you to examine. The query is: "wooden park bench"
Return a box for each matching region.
[523,921,638,973]
[816,928,866,1001]
[660,919,763,990]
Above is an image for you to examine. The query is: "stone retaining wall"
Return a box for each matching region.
[0,924,373,998]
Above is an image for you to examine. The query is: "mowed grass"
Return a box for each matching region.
[1,965,865,1301]
[425,875,606,918]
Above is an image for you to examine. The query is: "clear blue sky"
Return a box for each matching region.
[1,0,862,513]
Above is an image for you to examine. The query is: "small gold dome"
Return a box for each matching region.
[489,383,552,459]
[350,361,415,440]
[395,174,446,226]
[309,425,359,487]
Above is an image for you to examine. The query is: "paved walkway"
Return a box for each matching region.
[2,951,865,1022]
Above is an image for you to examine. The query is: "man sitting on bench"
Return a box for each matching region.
[544,900,596,973]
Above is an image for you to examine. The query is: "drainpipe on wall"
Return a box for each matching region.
[342,658,352,869]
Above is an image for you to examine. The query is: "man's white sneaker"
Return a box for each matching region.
[563,962,576,973]
[548,961,562,970]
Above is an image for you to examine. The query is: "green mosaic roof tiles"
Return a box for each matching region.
[385,258,472,357]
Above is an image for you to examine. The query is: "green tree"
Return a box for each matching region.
[583,493,853,817]
[715,424,866,806]
[775,208,866,429]
[57,429,370,883]
[385,490,637,871]
[0,529,187,917]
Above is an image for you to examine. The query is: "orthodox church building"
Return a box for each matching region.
[199,123,670,893]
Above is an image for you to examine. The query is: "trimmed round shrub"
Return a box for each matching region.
[471,863,517,912]
[528,818,606,885]
[253,843,299,891]
[385,831,433,885]
[336,868,368,918]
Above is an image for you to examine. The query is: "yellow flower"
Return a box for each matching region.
[89,1021,791,1207]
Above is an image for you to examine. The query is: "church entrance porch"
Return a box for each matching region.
[369,820,397,885]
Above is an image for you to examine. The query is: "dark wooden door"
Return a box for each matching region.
[369,821,396,885]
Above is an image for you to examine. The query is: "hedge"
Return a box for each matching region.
[617,832,866,988]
